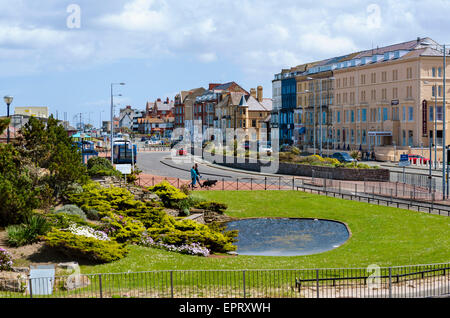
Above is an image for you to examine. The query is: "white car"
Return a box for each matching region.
[259,145,272,155]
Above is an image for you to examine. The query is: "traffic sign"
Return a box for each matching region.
[400,154,409,162]
[399,161,411,167]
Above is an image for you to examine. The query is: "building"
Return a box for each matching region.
[194,82,249,134]
[146,98,174,118]
[174,87,206,130]
[14,106,49,118]
[118,106,137,130]
[214,86,272,142]
[274,37,450,161]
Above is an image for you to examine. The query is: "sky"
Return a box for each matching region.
[1,0,450,127]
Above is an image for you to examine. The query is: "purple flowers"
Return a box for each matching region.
[139,236,210,257]
[0,248,13,271]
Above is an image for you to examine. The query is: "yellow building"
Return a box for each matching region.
[14,107,49,118]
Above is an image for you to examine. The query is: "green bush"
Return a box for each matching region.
[193,201,228,214]
[148,181,188,207]
[54,204,87,220]
[99,212,146,244]
[146,219,237,253]
[46,213,89,229]
[69,182,141,215]
[43,229,128,263]
[6,215,51,247]
[86,209,100,221]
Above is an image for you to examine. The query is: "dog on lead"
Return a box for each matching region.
[201,179,218,189]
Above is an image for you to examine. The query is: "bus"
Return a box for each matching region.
[113,138,137,164]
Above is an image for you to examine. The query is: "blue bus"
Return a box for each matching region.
[113,139,137,164]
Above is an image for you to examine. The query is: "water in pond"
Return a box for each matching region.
[226,218,349,256]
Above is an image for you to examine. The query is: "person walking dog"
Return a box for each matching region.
[194,163,203,188]
[190,165,198,189]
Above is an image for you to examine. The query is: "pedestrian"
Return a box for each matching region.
[194,163,203,187]
[190,165,198,189]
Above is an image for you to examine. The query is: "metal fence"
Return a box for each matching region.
[136,174,450,216]
[1,263,448,298]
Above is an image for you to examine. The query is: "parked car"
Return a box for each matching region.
[259,143,272,155]
[331,152,357,163]
[178,148,187,156]
[408,155,430,164]
[280,144,294,152]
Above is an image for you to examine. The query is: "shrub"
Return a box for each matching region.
[6,215,51,247]
[139,236,210,257]
[146,219,237,253]
[0,248,13,271]
[69,182,141,215]
[46,213,89,229]
[99,212,146,244]
[67,223,110,241]
[86,157,122,178]
[193,201,228,214]
[148,181,188,207]
[43,229,128,263]
[86,209,100,221]
[54,205,87,220]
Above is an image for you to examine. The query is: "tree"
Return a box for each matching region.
[0,144,40,226]
[0,118,10,135]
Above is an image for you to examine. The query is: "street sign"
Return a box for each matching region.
[399,161,411,167]
[400,154,409,161]
[115,164,132,175]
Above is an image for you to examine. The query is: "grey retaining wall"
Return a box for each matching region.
[205,154,390,182]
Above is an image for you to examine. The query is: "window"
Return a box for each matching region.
[357,130,361,144]
[432,67,436,77]
[382,72,387,82]
[371,73,376,84]
[408,130,413,147]
[437,106,443,121]
[393,87,398,99]
[351,110,354,123]
[407,67,413,79]
[402,106,406,121]
[371,89,376,101]
[357,109,360,122]
[361,74,366,85]
[439,85,443,97]
[378,108,381,122]
[406,86,413,99]
[351,129,354,144]
[408,107,414,121]
[362,130,367,145]
[432,85,436,97]
[430,106,434,121]
[402,130,406,146]
[252,119,256,127]
[438,67,442,77]
[392,69,398,81]
[362,109,367,122]
[383,108,388,121]
[382,88,387,100]
[361,90,366,102]
[343,78,348,87]
[337,111,341,123]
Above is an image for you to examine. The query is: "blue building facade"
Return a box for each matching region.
[280,77,296,145]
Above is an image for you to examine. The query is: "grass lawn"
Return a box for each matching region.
[81,191,450,274]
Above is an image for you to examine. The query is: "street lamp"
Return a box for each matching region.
[111,83,125,165]
[3,96,13,144]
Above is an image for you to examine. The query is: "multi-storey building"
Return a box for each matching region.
[194,82,248,135]
[214,86,272,142]
[174,87,206,130]
[275,37,450,161]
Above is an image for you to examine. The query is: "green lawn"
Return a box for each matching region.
[82,191,450,274]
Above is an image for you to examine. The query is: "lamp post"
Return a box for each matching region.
[3,96,13,144]
[110,83,125,165]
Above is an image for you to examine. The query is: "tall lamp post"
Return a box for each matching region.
[110,83,125,165]
[3,96,13,144]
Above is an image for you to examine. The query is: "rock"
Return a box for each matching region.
[0,271,28,293]
[164,209,180,217]
[12,267,29,274]
[57,262,79,270]
[64,274,91,291]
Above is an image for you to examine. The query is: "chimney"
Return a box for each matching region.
[250,88,257,99]
[257,86,263,102]
[209,83,221,90]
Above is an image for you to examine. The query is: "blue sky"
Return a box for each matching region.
[1,0,450,127]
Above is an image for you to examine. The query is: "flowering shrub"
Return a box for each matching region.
[43,229,128,263]
[0,248,13,271]
[67,223,110,241]
[139,235,210,257]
